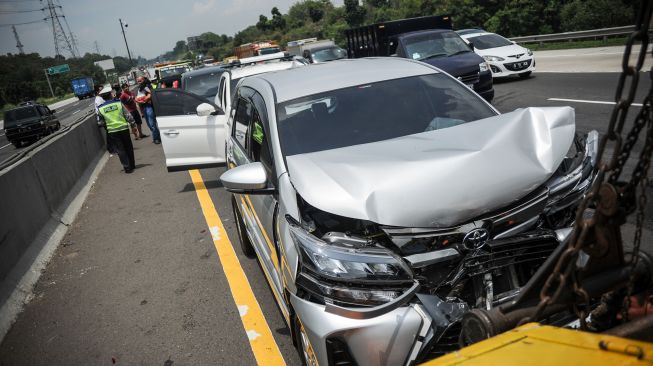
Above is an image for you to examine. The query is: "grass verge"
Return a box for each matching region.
[522,36,629,51]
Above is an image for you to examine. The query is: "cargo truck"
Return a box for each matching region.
[70,77,95,100]
[234,41,280,59]
[345,15,494,101]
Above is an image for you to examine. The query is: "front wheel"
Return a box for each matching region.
[293,314,319,366]
[519,71,532,79]
[231,195,255,257]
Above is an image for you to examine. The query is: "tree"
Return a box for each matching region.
[344,0,366,27]
[561,0,634,32]
[270,7,287,30]
[256,15,270,31]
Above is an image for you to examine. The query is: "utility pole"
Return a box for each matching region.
[44,69,55,98]
[119,19,133,67]
[94,40,101,54]
[12,25,24,54]
[44,0,77,58]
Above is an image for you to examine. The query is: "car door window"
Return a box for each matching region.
[232,97,252,149]
[152,89,213,117]
[248,94,275,183]
[37,106,48,116]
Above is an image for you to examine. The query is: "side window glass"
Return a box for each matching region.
[217,78,225,107]
[38,106,47,116]
[153,89,208,117]
[250,111,273,180]
[232,97,252,148]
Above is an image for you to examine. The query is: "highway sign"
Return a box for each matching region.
[47,64,70,75]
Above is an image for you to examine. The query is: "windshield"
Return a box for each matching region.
[184,70,223,99]
[468,34,513,50]
[160,66,190,78]
[4,106,38,126]
[277,74,496,156]
[311,47,347,63]
[404,31,471,61]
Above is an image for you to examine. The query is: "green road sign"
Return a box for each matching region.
[47,64,70,75]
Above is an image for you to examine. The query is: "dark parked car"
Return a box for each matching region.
[3,102,60,148]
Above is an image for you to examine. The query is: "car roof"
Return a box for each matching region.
[398,29,453,38]
[456,28,487,35]
[460,32,493,39]
[229,60,304,80]
[182,66,223,78]
[251,58,440,103]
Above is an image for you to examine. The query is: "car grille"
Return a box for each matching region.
[457,71,479,85]
[507,53,525,59]
[504,59,532,71]
[462,233,559,281]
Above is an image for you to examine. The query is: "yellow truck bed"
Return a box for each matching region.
[422,323,653,366]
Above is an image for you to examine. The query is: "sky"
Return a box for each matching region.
[0,0,344,59]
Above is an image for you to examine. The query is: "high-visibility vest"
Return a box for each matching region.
[98,100,129,133]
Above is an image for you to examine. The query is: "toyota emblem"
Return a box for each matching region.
[463,228,490,250]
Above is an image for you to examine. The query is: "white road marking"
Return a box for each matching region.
[0,143,11,150]
[72,109,81,114]
[238,305,249,317]
[246,330,261,341]
[548,98,643,107]
[209,226,221,240]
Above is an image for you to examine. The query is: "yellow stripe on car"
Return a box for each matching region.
[189,169,286,366]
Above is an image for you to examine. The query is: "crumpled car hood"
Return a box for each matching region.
[286,107,575,228]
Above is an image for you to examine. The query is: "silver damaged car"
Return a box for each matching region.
[218,58,598,365]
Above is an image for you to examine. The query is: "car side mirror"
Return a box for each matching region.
[50,109,56,114]
[468,42,474,51]
[196,102,222,117]
[302,50,312,62]
[220,162,275,194]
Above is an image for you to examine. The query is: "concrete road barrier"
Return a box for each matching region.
[0,115,104,281]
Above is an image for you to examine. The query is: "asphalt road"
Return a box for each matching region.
[0,72,651,366]
[0,98,95,164]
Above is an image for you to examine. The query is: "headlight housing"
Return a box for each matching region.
[287,217,413,306]
[527,48,533,56]
[479,61,490,72]
[483,55,504,62]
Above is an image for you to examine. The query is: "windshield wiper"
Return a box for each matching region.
[418,53,447,61]
[449,50,471,57]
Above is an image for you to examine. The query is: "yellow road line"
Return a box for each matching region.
[189,169,286,366]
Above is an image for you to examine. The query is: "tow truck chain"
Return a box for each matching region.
[525,0,653,327]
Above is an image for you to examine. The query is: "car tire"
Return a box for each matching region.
[55,122,61,130]
[293,314,315,366]
[231,195,255,258]
[519,71,532,79]
[12,141,21,148]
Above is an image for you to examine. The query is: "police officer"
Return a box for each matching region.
[97,86,137,173]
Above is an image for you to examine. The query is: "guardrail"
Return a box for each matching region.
[512,25,635,44]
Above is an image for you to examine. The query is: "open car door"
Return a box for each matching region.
[152,89,227,172]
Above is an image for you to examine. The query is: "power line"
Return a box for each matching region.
[0,19,46,27]
[0,8,46,14]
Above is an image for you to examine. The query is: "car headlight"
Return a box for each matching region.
[483,55,504,62]
[287,217,413,306]
[479,61,490,72]
[527,48,533,56]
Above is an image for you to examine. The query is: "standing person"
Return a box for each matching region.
[135,76,161,144]
[95,85,115,154]
[97,86,137,173]
[119,83,148,139]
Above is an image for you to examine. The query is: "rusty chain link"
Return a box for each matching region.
[526,0,653,327]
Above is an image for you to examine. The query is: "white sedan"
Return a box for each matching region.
[460,31,535,79]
